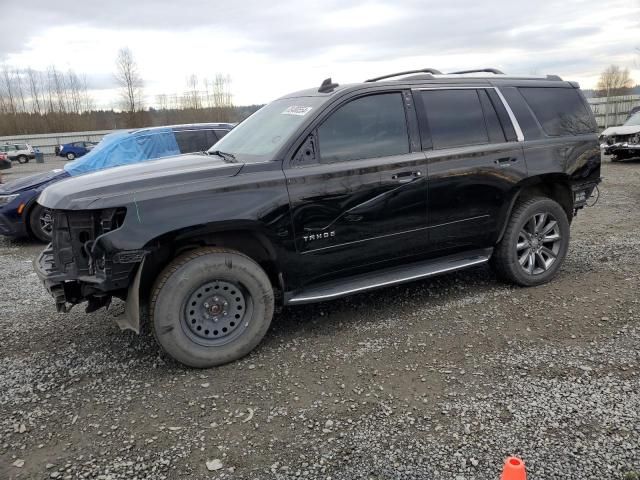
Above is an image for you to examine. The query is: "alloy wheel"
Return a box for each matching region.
[39,208,53,236]
[516,212,562,275]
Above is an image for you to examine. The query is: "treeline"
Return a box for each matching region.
[0,66,96,135]
[0,105,263,136]
[0,63,262,136]
[582,85,640,98]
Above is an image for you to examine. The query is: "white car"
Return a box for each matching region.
[0,143,36,164]
[600,111,640,161]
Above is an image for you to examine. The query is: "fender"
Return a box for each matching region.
[116,257,146,334]
[495,187,522,244]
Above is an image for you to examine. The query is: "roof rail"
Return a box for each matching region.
[448,68,505,75]
[365,68,443,82]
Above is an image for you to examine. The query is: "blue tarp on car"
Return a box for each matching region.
[64,128,180,176]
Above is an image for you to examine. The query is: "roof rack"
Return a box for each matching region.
[363,68,563,84]
[448,68,505,75]
[365,68,443,82]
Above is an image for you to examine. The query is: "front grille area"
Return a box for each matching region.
[50,208,127,277]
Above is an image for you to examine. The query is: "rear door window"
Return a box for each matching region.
[420,89,488,149]
[518,87,596,136]
[175,130,215,153]
[318,92,410,163]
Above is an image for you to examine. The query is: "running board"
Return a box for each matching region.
[285,248,493,305]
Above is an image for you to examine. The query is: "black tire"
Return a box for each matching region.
[150,247,274,368]
[17,155,28,164]
[28,203,53,243]
[491,197,570,287]
[66,152,76,161]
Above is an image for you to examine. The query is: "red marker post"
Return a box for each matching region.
[500,456,526,480]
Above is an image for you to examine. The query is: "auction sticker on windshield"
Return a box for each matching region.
[281,106,313,116]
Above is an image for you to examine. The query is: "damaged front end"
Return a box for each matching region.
[601,132,640,160]
[34,207,146,330]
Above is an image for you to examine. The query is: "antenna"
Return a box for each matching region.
[318,78,339,93]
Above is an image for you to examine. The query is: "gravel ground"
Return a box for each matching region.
[1,157,639,480]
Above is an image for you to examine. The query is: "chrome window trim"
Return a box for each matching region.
[414,86,525,142]
[493,87,525,142]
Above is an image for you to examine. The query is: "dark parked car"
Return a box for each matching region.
[35,68,601,368]
[0,123,233,242]
[56,141,99,160]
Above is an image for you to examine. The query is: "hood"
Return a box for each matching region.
[0,169,68,194]
[601,125,640,137]
[38,153,244,210]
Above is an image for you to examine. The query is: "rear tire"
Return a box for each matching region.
[66,152,76,161]
[17,155,28,164]
[491,197,570,287]
[150,247,274,368]
[28,203,53,243]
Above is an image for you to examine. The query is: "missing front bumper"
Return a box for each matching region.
[34,246,70,312]
[35,246,145,333]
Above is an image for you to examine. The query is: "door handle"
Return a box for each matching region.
[391,171,422,180]
[494,157,518,166]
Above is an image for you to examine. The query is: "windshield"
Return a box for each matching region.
[624,112,640,126]
[208,97,324,162]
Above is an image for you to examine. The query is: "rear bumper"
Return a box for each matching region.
[571,178,601,209]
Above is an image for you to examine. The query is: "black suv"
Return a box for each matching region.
[35,68,601,367]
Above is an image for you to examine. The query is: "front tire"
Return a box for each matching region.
[150,248,274,368]
[28,203,54,243]
[66,152,76,161]
[491,197,570,287]
[17,155,28,164]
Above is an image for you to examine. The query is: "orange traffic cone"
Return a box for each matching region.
[500,456,526,480]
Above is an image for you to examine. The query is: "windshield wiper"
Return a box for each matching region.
[209,150,237,163]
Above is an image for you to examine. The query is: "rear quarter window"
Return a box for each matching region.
[518,87,596,136]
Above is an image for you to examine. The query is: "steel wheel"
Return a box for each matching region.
[182,280,250,347]
[516,212,562,275]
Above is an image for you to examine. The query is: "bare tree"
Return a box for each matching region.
[156,93,168,110]
[186,74,201,109]
[26,68,44,115]
[596,65,634,97]
[596,65,635,128]
[211,74,233,109]
[114,47,144,123]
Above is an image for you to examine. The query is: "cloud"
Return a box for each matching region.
[1,0,639,105]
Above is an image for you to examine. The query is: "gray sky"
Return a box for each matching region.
[2,0,639,107]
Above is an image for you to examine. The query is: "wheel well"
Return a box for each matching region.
[139,228,282,305]
[517,177,574,222]
[497,176,573,244]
